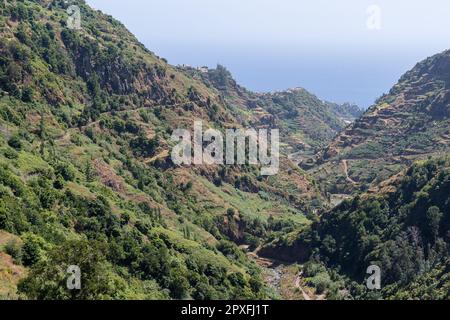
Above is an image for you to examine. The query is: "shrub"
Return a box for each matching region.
[5,239,22,263]
[306,272,332,294]
[21,86,33,102]
[55,162,76,182]
[2,147,18,159]
[8,135,22,150]
[18,239,122,300]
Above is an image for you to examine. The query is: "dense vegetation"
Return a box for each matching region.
[313,49,450,195]
[0,0,322,299]
[265,157,450,299]
[0,0,448,301]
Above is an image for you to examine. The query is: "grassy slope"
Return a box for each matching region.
[0,0,326,299]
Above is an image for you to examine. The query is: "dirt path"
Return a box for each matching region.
[247,248,323,300]
[341,159,357,184]
[295,272,312,300]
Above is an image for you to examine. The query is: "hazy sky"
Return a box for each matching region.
[86,0,450,108]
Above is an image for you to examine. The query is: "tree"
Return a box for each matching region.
[168,267,189,299]
[55,162,76,182]
[6,62,22,82]
[226,208,236,218]
[85,159,95,182]
[18,239,122,300]
[21,234,47,267]
[21,86,33,102]
[7,135,22,150]
[87,74,101,97]
[426,206,443,240]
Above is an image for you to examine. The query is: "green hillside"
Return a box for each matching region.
[312,50,450,195]
[263,156,450,299]
[0,0,448,301]
[0,0,326,299]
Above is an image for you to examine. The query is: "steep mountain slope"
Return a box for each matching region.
[180,65,362,155]
[312,51,450,195]
[262,156,450,299]
[325,101,364,125]
[3,0,447,302]
[0,0,324,299]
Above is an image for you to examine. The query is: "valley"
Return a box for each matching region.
[0,0,448,301]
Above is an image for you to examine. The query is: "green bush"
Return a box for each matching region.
[7,135,22,150]
[2,147,19,159]
[18,239,123,300]
[5,239,23,264]
[21,234,47,267]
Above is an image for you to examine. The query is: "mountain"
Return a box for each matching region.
[256,50,450,299]
[180,65,362,155]
[0,0,328,299]
[1,0,447,301]
[325,101,364,125]
[261,156,450,299]
[311,51,450,195]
